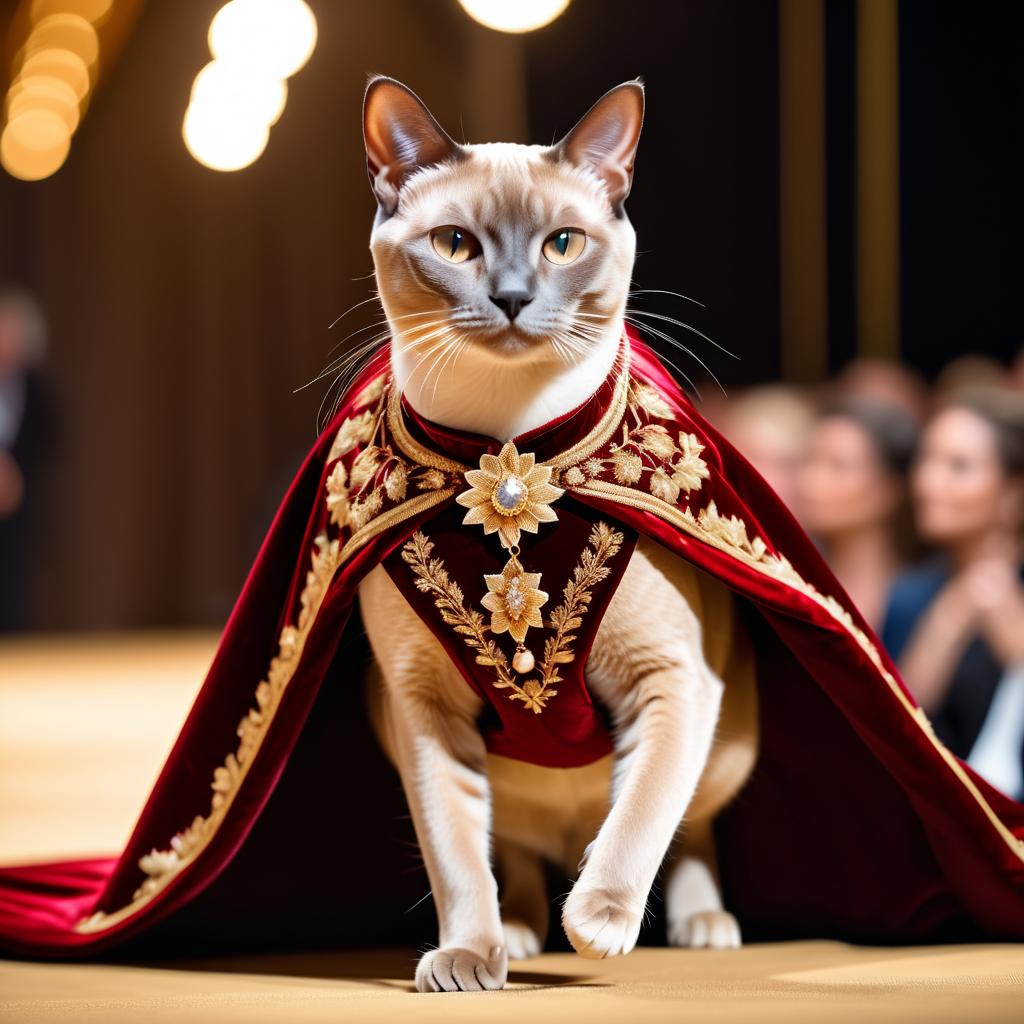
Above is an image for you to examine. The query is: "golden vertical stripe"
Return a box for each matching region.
[779,0,829,383]
[856,0,902,359]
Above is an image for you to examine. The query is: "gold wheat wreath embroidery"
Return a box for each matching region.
[401,521,624,714]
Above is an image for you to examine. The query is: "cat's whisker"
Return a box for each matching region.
[627,287,706,309]
[430,334,469,406]
[327,292,381,330]
[625,308,738,360]
[622,315,724,395]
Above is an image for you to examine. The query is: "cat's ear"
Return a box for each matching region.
[363,76,462,215]
[555,80,645,211]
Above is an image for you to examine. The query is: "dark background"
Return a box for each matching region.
[0,0,1021,629]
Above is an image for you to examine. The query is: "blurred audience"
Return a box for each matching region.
[828,357,930,426]
[0,287,52,632]
[883,388,1024,798]
[707,384,815,516]
[797,398,919,631]
[699,347,1024,800]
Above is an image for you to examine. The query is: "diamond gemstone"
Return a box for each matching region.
[505,576,525,617]
[494,475,526,513]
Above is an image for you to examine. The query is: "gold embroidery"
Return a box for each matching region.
[76,532,343,934]
[328,408,375,461]
[537,521,624,703]
[400,521,623,715]
[568,419,709,504]
[325,462,349,529]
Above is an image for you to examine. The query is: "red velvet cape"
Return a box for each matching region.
[2,332,1023,959]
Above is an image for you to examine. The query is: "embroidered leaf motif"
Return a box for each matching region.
[630,381,674,419]
[325,462,349,528]
[384,459,409,501]
[609,449,643,484]
[329,409,375,461]
[649,466,680,504]
[671,433,710,494]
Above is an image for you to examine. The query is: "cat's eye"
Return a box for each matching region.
[542,228,586,265]
[430,226,481,264]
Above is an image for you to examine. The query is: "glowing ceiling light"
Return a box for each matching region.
[5,75,81,133]
[18,13,101,70]
[16,48,91,101]
[457,0,571,33]
[183,101,270,172]
[31,0,114,25]
[208,0,317,79]
[1,108,71,180]
[191,60,287,127]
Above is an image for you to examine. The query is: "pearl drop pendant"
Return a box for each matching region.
[512,647,535,674]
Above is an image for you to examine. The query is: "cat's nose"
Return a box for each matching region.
[489,291,533,322]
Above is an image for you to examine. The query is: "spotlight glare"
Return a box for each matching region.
[183,101,270,172]
[208,0,318,79]
[191,60,287,127]
[457,0,571,34]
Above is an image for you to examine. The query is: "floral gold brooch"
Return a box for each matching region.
[456,441,564,673]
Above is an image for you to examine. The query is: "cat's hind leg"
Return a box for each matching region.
[665,816,741,948]
[495,837,548,959]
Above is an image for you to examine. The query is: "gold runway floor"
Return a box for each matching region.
[1,632,1022,1023]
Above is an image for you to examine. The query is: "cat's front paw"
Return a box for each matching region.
[561,885,642,959]
[502,918,543,960]
[415,944,507,992]
[668,909,742,949]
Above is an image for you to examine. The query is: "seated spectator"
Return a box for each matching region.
[798,398,919,631]
[884,387,1024,799]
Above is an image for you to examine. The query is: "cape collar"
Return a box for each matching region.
[386,336,633,474]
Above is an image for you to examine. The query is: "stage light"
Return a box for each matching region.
[183,101,270,172]
[5,75,81,133]
[1,108,71,180]
[191,60,287,127]
[208,0,317,79]
[17,13,101,71]
[30,0,114,25]
[457,0,571,34]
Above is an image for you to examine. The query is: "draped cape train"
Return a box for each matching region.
[2,331,1022,958]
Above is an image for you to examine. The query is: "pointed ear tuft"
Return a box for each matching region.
[362,77,462,215]
[555,81,645,211]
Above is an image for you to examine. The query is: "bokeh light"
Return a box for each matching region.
[183,101,270,172]
[1,108,72,181]
[17,13,101,71]
[208,0,317,79]
[184,0,316,173]
[457,0,572,34]
[30,0,114,25]
[190,61,288,128]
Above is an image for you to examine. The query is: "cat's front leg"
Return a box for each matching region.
[360,566,507,992]
[390,702,507,991]
[563,658,723,958]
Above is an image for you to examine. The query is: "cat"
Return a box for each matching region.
[356,76,759,992]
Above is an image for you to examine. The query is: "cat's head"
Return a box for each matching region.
[363,76,643,380]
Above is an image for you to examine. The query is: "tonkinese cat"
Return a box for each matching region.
[356,76,759,992]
